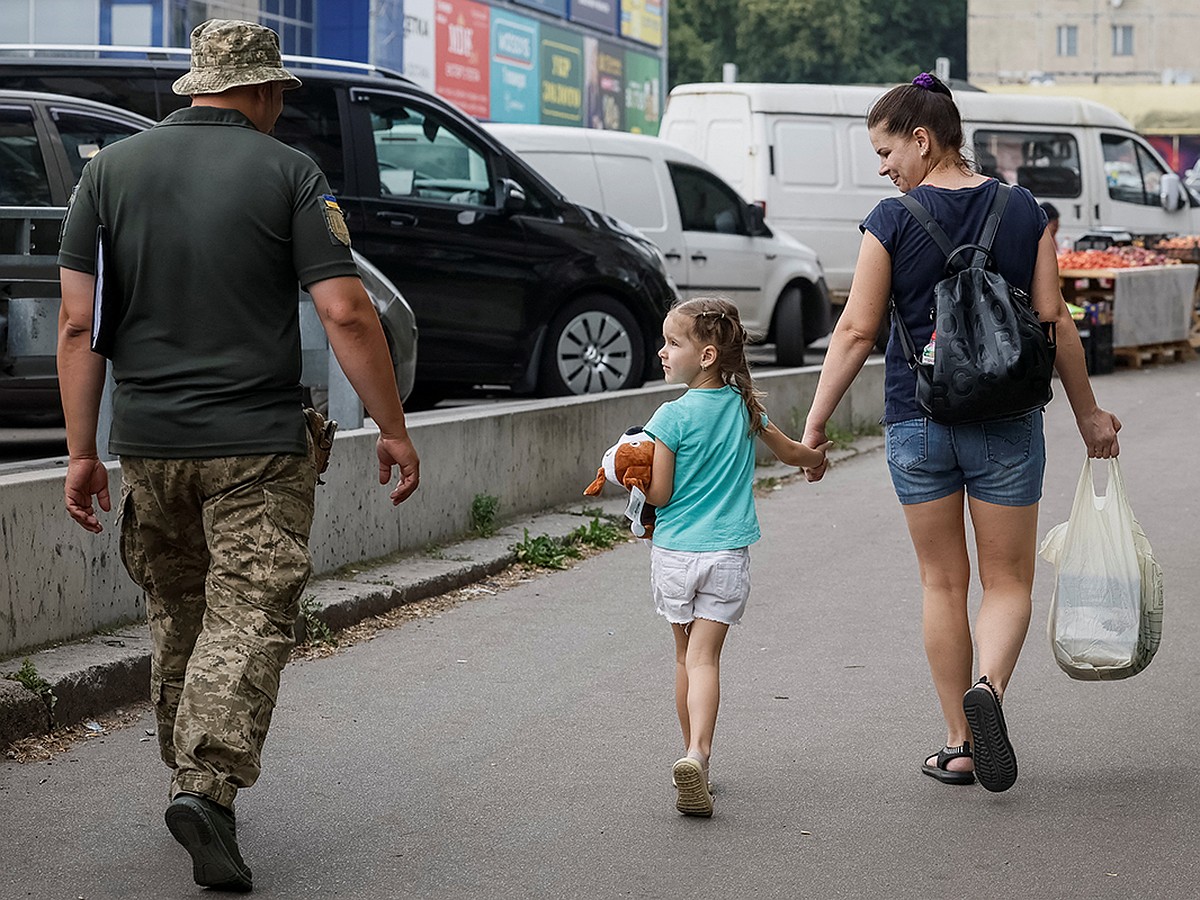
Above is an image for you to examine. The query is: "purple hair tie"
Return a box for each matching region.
[912,73,936,89]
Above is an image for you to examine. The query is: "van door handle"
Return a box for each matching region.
[377,211,419,227]
[690,253,708,263]
[664,250,682,261]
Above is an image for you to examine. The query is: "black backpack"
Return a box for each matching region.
[892,182,1057,426]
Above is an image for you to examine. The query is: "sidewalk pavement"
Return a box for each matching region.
[0,438,882,750]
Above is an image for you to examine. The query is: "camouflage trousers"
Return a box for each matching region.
[119,448,317,810]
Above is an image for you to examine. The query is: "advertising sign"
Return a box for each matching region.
[514,0,568,17]
[491,11,540,123]
[571,0,618,34]
[624,49,661,135]
[370,0,405,74]
[403,0,435,90]
[436,0,491,119]
[539,25,584,127]
[620,0,663,48]
[585,38,624,130]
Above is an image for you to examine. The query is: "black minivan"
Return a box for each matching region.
[0,50,677,400]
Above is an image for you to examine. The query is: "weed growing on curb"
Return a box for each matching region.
[568,517,625,550]
[5,658,56,713]
[470,494,500,537]
[514,529,581,569]
[298,596,337,647]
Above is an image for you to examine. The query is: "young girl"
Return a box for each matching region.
[643,297,831,817]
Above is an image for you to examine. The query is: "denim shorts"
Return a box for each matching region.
[650,546,751,626]
[885,410,1045,507]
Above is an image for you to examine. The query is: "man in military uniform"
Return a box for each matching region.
[56,19,420,892]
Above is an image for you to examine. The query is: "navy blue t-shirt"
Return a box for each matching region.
[861,180,1048,424]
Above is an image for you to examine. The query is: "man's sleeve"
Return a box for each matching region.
[57,165,101,274]
[293,169,361,288]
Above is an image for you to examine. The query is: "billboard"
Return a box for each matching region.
[402,0,434,90]
[514,0,568,16]
[571,0,618,34]
[624,48,660,134]
[540,24,584,126]
[620,0,663,48]
[491,10,540,123]
[436,0,491,119]
[585,37,624,130]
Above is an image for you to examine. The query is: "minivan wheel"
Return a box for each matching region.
[541,295,645,396]
[773,286,807,367]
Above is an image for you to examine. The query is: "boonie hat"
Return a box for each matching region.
[172,19,301,96]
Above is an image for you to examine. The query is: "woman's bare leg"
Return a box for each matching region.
[901,491,974,771]
[967,497,1039,700]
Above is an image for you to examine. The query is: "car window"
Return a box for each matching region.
[1101,133,1165,207]
[365,95,494,207]
[973,129,1081,198]
[275,84,345,194]
[0,105,53,207]
[50,109,143,184]
[667,163,747,235]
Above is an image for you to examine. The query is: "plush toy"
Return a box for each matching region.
[584,426,657,538]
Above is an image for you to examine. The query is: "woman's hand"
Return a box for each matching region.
[802,426,830,482]
[1077,407,1121,458]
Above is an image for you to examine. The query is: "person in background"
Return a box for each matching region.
[56,19,419,892]
[1040,201,1061,246]
[800,73,1119,794]
[644,296,830,817]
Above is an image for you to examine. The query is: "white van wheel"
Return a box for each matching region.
[773,286,807,367]
[541,295,645,396]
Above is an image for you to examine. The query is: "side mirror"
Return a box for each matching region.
[497,177,526,213]
[1160,172,1186,211]
[746,202,768,236]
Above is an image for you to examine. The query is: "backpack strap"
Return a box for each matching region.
[973,182,1012,268]
[899,193,955,261]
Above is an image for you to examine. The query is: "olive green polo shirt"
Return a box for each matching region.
[59,106,358,458]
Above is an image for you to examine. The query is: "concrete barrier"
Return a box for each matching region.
[0,359,884,659]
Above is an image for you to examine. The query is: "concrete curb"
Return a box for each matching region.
[0,438,882,750]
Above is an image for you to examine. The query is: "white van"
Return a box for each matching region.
[484,123,832,365]
[660,82,1194,303]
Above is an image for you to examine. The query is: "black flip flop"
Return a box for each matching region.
[921,742,975,785]
[962,676,1018,793]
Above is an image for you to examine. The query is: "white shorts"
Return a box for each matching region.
[650,545,751,626]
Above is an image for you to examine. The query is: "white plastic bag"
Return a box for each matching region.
[1039,458,1163,680]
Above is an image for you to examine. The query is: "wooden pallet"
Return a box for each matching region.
[1114,340,1198,368]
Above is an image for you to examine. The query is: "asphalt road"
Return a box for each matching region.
[0,361,1194,899]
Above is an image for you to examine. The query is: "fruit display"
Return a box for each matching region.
[1153,235,1200,250]
[1058,246,1182,270]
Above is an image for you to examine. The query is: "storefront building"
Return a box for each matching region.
[0,0,666,133]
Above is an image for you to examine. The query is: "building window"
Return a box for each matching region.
[1056,25,1077,57]
[1112,25,1134,57]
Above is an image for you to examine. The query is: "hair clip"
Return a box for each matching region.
[912,72,936,90]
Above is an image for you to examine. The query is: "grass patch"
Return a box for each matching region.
[469,493,500,537]
[297,596,337,648]
[5,658,56,713]
[514,516,627,569]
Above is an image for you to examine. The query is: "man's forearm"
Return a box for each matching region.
[56,271,106,457]
[325,316,408,435]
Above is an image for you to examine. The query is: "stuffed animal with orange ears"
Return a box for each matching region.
[583,426,656,538]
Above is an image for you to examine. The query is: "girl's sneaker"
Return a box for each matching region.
[672,757,714,817]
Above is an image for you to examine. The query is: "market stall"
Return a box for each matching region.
[1058,246,1198,370]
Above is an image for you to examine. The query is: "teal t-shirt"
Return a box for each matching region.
[644,385,762,552]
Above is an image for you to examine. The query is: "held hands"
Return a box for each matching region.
[1078,407,1121,459]
[802,426,832,482]
[377,433,420,505]
[64,456,111,533]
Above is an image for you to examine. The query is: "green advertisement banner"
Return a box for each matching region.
[624,49,660,135]
[540,25,584,126]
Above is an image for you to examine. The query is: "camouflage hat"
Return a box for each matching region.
[172,19,301,96]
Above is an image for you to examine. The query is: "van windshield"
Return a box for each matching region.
[973,130,1081,198]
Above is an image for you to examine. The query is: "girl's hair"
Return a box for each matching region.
[866,72,971,173]
[670,296,766,436]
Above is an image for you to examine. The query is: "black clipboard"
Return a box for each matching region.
[90,224,119,358]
